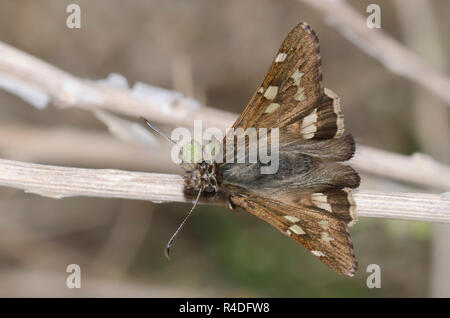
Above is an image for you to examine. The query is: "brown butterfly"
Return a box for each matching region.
[143,22,360,277]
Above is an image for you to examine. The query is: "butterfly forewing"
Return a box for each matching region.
[233,22,323,130]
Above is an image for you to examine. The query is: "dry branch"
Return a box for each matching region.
[299,0,450,107]
[1,158,449,223]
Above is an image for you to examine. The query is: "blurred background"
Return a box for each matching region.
[0,0,449,297]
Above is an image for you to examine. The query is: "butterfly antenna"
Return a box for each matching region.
[140,117,202,169]
[164,188,203,260]
[140,117,178,145]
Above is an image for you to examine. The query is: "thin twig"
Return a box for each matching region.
[1,158,449,223]
[299,0,450,106]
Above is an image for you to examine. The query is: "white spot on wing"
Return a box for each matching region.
[289,224,306,235]
[284,215,300,223]
[324,88,344,138]
[301,124,317,135]
[264,102,280,114]
[311,193,332,212]
[291,69,304,85]
[263,86,278,100]
[343,188,357,227]
[301,109,317,128]
[275,52,287,62]
[291,69,306,101]
[311,250,325,257]
[321,232,334,243]
[302,132,315,139]
[314,201,332,212]
[294,87,305,101]
[311,193,327,202]
[319,220,329,230]
[300,109,317,139]
[325,88,341,114]
[336,114,344,137]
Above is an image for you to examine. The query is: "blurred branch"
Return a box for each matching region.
[1,40,450,190]
[393,0,450,298]
[299,0,450,107]
[1,158,449,223]
[0,41,236,129]
[0,123,176,172]
[352,146,450,191]
[393,0,450,162]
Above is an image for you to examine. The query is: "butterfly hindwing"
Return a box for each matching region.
[229,192,357,276]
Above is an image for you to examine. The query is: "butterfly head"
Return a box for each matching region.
[179,141,222,194]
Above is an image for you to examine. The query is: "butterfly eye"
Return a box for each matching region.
[180,140,203,163]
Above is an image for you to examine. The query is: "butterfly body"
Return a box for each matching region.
[182,22,360,276]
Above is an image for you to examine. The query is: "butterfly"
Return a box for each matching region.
[143,22,360,277]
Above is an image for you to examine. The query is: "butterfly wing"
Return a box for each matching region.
[230,191,357,276]
[233,22,323,130]
[219,22,359,276]
[232,22,344,141]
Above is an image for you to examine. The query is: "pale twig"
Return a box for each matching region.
[351,146,450,191]
[0,159,449,223]
[299,0,450,107]
[0,41,236,129]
